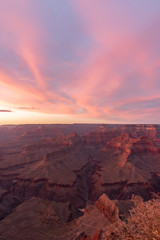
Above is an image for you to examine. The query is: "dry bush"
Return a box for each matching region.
[103,195,160,240]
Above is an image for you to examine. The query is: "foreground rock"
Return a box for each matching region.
[95,193,119,222]
[0,194,119,240]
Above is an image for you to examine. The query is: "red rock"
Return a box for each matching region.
[1,124,160,239]
[95,193,119,222]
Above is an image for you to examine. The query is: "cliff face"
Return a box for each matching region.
[0,194,117,240]
[95,193,119,222]
[0,124,160,239]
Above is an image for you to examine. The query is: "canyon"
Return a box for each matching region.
[0,124,160,239]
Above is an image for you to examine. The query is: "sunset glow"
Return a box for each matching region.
[0,0,160,124]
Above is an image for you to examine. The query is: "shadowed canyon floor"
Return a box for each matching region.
[0,124,160,239]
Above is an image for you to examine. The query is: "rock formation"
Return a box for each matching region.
[0,124,160,239]
[95,193,119,222]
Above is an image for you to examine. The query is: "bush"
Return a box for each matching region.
[103,195,160,240]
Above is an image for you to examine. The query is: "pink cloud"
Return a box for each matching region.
[0,0,160,123]
[0,1,73,113]
[67,0,160,122]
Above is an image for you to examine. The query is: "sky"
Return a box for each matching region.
[0,0,160,124]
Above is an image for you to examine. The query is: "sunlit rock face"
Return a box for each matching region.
[0,124,160,239]
[95,193,119,222]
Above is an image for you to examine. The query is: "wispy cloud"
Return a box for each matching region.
[0,0,160,123]
[17,107,39,110]
[0,110,12,112]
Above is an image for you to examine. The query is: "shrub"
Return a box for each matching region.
[103,195,160,240]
